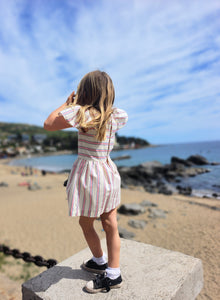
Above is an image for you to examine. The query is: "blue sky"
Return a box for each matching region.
[0,0,219,144]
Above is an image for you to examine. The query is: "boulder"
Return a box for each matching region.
[128,219,147,229]
[0,181,9,187]
[186,155,209,165]
[184,167,210,177]
[210,162,220,166]
[169,162,186,171]
[118,226,135,239]
[176,185,192,196]
[118,203,146,215]
[140,161,165,176]
[148,208,168,219]
[140,200,158,207]
[171,156,193,166]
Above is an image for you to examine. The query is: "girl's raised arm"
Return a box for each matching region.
[44,102,72,131]
[44,91,76,131]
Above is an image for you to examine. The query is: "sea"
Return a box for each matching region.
[10,140,220,199]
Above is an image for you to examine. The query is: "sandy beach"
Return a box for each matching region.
[0,162,219,299]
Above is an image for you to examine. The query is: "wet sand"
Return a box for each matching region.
[0,163,219,299]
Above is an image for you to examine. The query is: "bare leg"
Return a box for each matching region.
[79,216,103,258]
[101,208,120,268]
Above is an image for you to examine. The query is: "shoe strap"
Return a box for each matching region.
[94,273,110,292]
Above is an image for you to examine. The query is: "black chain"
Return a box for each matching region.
[0,244,57,269]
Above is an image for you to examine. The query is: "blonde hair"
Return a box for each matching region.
[71,70,115,141]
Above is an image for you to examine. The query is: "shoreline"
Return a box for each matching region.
[3,151,220,200]
[0,163,219,299]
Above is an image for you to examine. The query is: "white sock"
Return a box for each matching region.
[92,253,107,265]
[106,267,121,280]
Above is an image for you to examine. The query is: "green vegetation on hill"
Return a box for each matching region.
[0,122,77,138]
[0,122,150,151]
[116,134,150,146]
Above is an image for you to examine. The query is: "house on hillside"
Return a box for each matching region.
[32,134,47,144]
[22,134,30,144]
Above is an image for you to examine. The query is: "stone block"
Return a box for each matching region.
[22,239,203,300]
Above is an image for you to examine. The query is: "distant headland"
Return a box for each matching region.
[0,122,150,158]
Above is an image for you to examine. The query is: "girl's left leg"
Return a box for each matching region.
[100,208,120,268]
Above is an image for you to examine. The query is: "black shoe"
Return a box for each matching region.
[82,259,108,274]
[85,272,123,293]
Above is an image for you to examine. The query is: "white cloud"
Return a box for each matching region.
[0,0,219,143]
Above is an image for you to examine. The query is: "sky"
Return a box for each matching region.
[0,0,220,144]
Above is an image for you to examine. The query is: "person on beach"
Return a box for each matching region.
[44,70,128,293]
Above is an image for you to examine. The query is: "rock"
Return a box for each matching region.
[118,226,135,239]
[119,167,147,186]
[175,178,181,183]
[121,181,128,189]
[184,167,210,177]
[186,155,209,165]
[118,203,146,215]
[144,186,158,194]
[112,155,131,161]
[171,156,193,166]
[140,200,158,207]
[28,182,42,191]
[41,170,47,176]
[212,193,218,198]
[158,188,173,195]
[128,219,147,229]
[0,181,9,187]
[210,162,220,165]
[176,185,192,196]
[169,162,186,171]
[140,161,165,176]
[164,171,177,180]
[148,208,168,219]
[212,184,220,188]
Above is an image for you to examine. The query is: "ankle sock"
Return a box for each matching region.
[106,267,121,280]
[92,253,107,265]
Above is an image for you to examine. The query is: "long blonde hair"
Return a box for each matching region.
[71,70,115,141]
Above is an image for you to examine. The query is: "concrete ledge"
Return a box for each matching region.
[22,239,203,299]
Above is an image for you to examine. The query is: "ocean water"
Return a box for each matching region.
[10,140,220,197]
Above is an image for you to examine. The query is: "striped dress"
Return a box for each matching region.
[60,105,128,217]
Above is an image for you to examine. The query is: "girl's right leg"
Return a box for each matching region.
[79,216,103,258]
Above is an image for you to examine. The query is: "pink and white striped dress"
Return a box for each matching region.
[60,105,128,217]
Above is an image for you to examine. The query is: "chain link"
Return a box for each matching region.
[0,244,57,269]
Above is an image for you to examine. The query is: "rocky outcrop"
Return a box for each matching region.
[186,155,209,165]
[118,154,215,196]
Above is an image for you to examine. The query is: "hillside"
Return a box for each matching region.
[0,122,150,153]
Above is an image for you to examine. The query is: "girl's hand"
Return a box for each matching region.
[66,91,76,105]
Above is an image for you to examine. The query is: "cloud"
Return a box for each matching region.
[0,0,219,143]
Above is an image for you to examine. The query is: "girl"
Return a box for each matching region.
[44,70,128,293]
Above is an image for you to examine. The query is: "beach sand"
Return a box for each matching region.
[0,163,219,299]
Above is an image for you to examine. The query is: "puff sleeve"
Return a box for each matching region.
[59,105,81,128]
[59,105,93,129]
[112,108,128,131]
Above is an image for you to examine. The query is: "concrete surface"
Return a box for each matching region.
[22,239,203,300]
